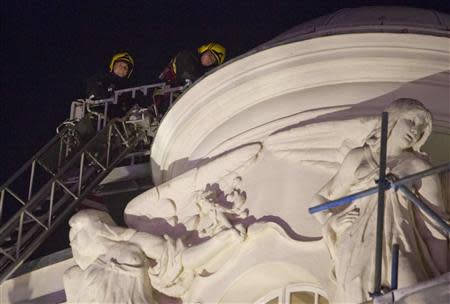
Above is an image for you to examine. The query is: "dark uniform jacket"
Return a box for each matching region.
[159,50,211,86]
[86,72,141,118]
[86,71,131,100]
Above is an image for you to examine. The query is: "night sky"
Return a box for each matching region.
[1,0,449,184]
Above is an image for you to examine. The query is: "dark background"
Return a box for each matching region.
[1,0,449,184]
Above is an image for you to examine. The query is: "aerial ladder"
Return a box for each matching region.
[0,82,185,282]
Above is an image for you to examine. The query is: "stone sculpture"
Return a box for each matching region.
[268,98,448,302]
[63,209,244,302]
[66,98,448,304]
[184,182,247,238]
[63,209,155,303]
[125,144,261,237]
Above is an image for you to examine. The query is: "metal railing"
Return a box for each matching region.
[70,82,185,130]
[0,111,145,283]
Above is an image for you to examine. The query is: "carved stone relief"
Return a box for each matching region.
[65,99,448,304]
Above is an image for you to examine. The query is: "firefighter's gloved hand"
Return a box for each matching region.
[107,84,116,93]
[184,79,193,88]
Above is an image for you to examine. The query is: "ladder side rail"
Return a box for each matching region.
[0,116,128,239]
[18,165,99,254]
[10,166,98,262]
[0,129,142,283]
[0,129,69,191]
[0,166,97,277]
[0,120,120,271]
[0,129,72,226]
[27,160,36,201]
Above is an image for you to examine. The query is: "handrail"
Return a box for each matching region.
[70,82,185,130]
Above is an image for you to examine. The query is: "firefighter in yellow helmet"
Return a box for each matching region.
[86,52,134,100]
[86,52,139,118]
[159,42,226,86]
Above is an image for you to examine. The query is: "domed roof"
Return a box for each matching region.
[262,6,450,48]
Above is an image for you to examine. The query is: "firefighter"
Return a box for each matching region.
[155,43,226,116]
[86,52,135,99]
[159,42,226,86]
[86,52,141,118]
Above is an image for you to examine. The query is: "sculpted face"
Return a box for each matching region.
[389,112,427,150]
[112,61,130,78]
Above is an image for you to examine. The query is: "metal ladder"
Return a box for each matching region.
[0,113,146,282]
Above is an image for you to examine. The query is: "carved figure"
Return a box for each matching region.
[268,98,448,302]
[186,190,234,237]
[64,209,244,301]
[125,144,261,236]
[63,209,156,303]
[183,177,247,237]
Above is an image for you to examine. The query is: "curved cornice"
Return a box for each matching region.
[151,33,449,185]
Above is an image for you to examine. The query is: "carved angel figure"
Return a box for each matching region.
[64,209,244,302]
[267,98,448,303]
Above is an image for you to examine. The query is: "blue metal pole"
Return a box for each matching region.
[391,244,400,290]
[373,111,389,297]
[308,162,450,214]
[309,187,380,213]
[398,185,450,234]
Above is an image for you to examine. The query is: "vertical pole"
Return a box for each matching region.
[97,113,101,131]
[78,153,85,196]
[58,135,64,169]
[0,189,5,224]
[28,160,36,200]
[103,102,109,129]
[373,112,389,296]
[391,244,400,290]
[16,212,24,258]
[48,182,55,227]
[107,125,112,168]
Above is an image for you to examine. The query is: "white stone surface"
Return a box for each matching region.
[64,7,450,304]
[151,33,449,185]
[123,98,449,303]
[0,258,75,304]
[374,272,450,304]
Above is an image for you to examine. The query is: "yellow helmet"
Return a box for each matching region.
[109,52,134,78]
[198,42,226,65]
